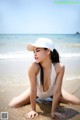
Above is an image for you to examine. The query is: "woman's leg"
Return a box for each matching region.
[59,89,80,105]
[8,88,30,108]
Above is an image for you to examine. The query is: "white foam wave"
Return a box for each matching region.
[60,53,80,58]
[0,51,33,59]
[66,76,80,81]
[0,52,80,60]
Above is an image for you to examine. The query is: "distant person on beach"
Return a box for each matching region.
[9,38,80,119]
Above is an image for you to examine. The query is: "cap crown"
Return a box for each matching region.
[27,38,54,51]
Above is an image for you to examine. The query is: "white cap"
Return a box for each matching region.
[26,38,54,51]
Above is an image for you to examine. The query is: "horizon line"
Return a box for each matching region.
[0,33,78,35]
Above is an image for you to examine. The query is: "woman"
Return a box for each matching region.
[9,38,80,119]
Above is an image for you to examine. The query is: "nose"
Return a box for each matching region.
[34,51,37,57]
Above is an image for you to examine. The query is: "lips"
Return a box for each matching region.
[35,57,38,60]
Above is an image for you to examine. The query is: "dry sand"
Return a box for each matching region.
[0,79,80,120]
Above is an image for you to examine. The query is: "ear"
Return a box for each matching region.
[47,49,51,55]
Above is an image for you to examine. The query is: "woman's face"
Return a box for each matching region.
[33,47,50,63]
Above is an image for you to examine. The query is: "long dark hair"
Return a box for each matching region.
[39,48,60,85]
[51,49,60,63]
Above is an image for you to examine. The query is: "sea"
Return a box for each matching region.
[0,34,80,59]
[0,34,80,85]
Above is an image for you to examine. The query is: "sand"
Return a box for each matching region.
[0,79,80,120]
[0,58,80,120]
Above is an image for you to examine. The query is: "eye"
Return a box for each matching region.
[36,49,40,52]
[33,49,40,53]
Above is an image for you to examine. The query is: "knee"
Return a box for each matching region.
[8,97,20,108]
[8,102,18,108]
[8,103,17,108]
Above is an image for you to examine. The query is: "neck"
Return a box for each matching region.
[40,58,52,70]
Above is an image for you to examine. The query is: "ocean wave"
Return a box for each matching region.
[66,76,80,81]
[60,53,80,58]
[0,51,80,59]
[0,51,33,59]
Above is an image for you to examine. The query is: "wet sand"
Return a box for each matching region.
[0,79,80,120]
[0,58,80,119]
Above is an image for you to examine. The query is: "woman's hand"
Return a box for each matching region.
[25,110,38,119]
[51,112,65,120]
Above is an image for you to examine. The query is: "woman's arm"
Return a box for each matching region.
[51,63,65,117]
[28,62,39,111]
[25,62,39,119]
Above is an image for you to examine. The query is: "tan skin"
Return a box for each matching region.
[9,48,80,119]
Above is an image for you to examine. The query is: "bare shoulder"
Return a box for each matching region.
[28,62,40,75]
[54,63,65,75]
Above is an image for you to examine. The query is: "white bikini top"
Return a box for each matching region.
[37,64,56,99]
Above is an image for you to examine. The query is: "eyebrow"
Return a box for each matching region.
[36,48,40,50]
[33,48,40,51]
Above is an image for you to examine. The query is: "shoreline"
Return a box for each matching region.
[0,57,80,85]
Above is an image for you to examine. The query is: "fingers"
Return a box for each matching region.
[51,113,55,118]
[31,112,38,119]
[51,112,65,119]
[25,111,38,119]
[54,112,62,118]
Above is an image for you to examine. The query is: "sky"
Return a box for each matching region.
[0,0,80,34]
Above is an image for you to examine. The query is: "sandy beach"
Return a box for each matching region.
[0,58,80,120]
[0,80,80,120]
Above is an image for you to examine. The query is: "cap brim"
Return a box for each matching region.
[26,43,47,51]
[26,43,35,51]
